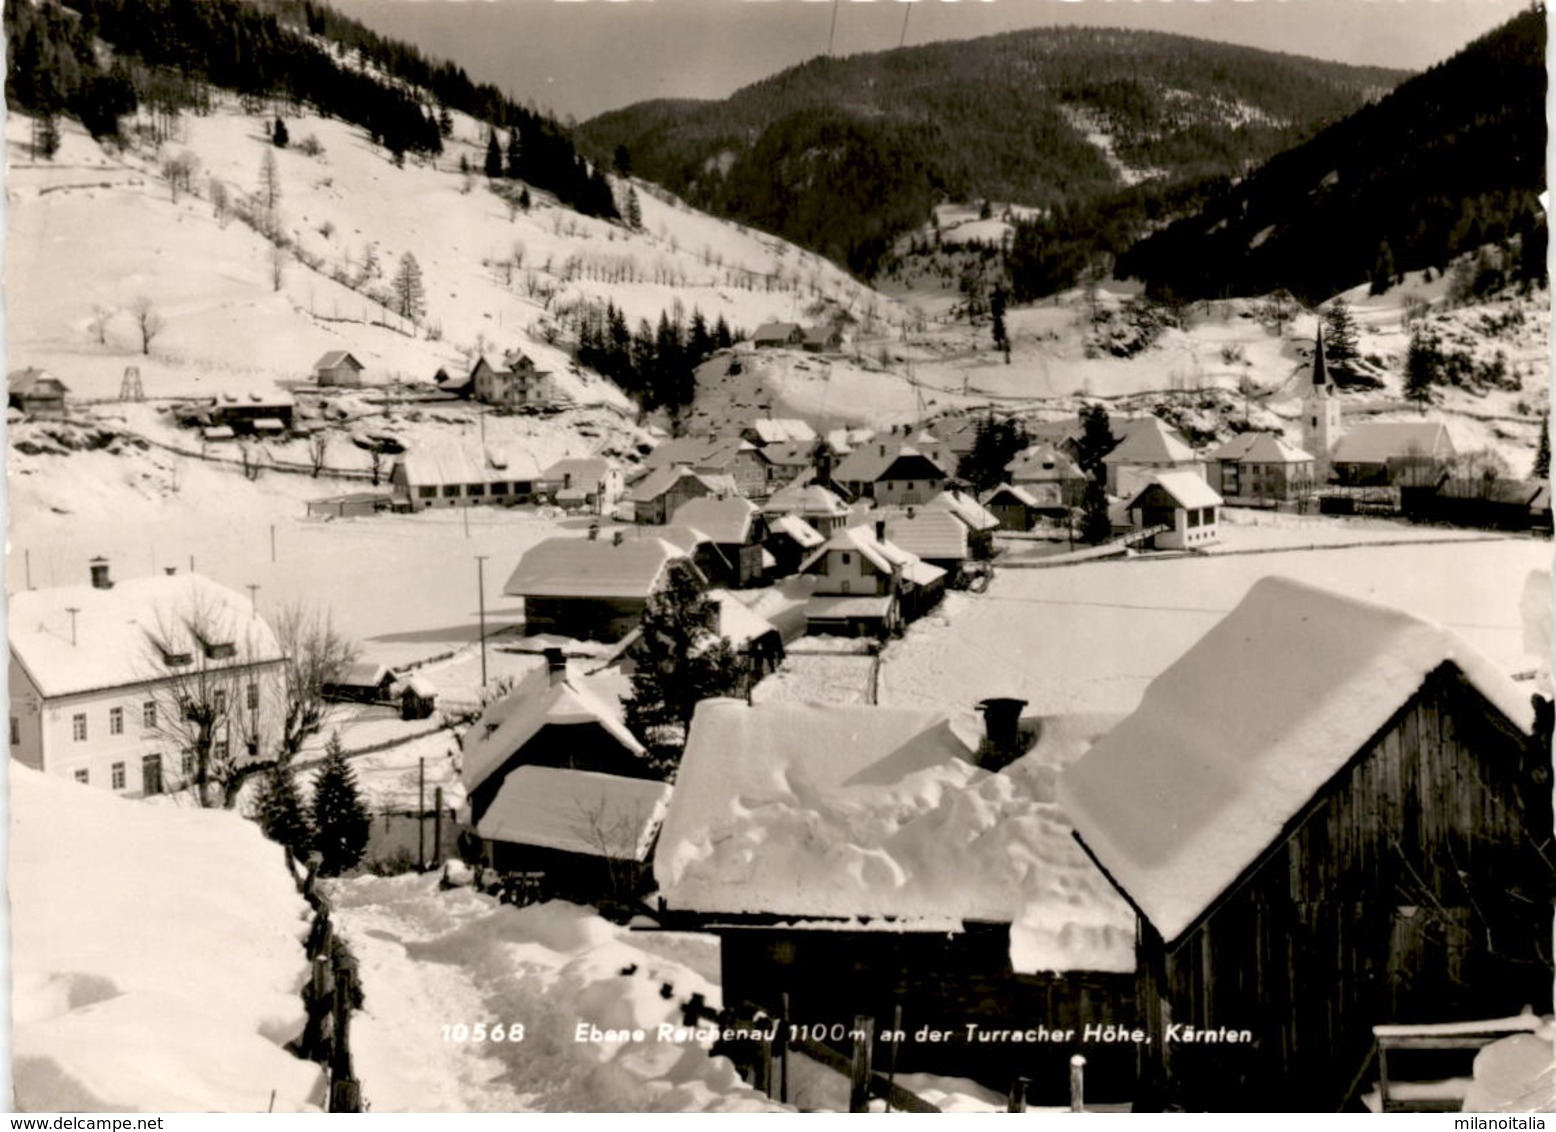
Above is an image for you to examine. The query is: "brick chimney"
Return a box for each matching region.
[543,647,567,686]
[975,697,1030,770]
[89,557,113,590]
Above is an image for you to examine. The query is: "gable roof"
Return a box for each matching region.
[503,537,688,600]
[1007,444,1086,482]
[1128,470,1223,511]
[767,512,825,549]
[670,496,759,545]
[763,482,850,518]
[925,489,1000,533]
[397,445,544,487]
[1057,576,1535,944]
[475,766,669,860]
[313,351,363,372]
[982,483,1041,508]
[657,700,1136,971]
[799,525,946,589]
[713,591,782,647]
[746,418,817,446]
[1331,421,1456,465]
[9,573,283,699]
[627,464,726,505]
[1102,417,1198,465]
[462,667,646,796]
[878,507,970,562]
[540,457,615,485]
[752,321,803,342]
[1210,432,1315,464]
[8,367,68,396]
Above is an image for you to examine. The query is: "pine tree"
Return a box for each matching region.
[1080,476,1112,545]
[272,116,289,148]
[1404,326,1440,412]
[518,187,531,212]
[392,252,426,322]
[1369,241,1395,296]
[990,285,1009,352]
[506,128,522,180]
[623,563,746,776]
[310,732,370,876]
[1323,298,1360,366]
[253,759,312,859]
[625,186,642,230]
[957,414,1027,494]
[484,129,502,179]
[1076,403,1116,481]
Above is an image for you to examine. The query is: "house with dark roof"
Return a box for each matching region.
[751,322,805,348]
[461,652,665,898]
[312,351,365,387]
[1059,578,1551,1111]
[669,496,768,588]
[831,445,950,507]
[1125,472,1223,550]
[8,368,68,418]
[1329,421,1457,487]
[1404,475,1549,531]
[653,699,1140,1100]
[504,534,700,642]
[1209,431,1317,505]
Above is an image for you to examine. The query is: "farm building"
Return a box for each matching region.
[206,398,295,436]
[539,457,624,514]
[390,445,545,509]
[1210,432,1316,506]
[312,350,364,387]
[1125,472,1223,550]
[1006,445,1090,511]
[1403,476,1549,531]
[1329,421,1457,488]
[8,367,68,418]
[8,561,286,797]
[799,522,945,636]
[462,653,665,898]
[323,662,396,704]
[1102,417,1203,497]
[802,324,845,353]
[751,322,805,348]
[1058,577,1551,1111]
[669,496,768,588]
[981,484,1045,532]
[504,534,699,642]
[653,699,1139,1100]
[642,437,775,499]
[628,466,737,525]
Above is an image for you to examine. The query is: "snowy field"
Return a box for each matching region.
[880,536,1551,717]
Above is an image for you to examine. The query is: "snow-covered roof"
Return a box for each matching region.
[476,765,670,861]
[10,572,283,699]
[982,483,1041,508]
[503,537,687,600]
[657,700,1136,972]
[878,508,970,562]
[832,439,951,485]
[759,440,816,468]
[1007,444,1086,482]
[541,457,615,486]
[462,667,646,795]
[1128,470,1224,511]
[768,513,825,549]
[1058,576,1536,944]
[925,489,1000,533]
[1210,432,1314,464]
[763,482,850,518]
[398,444,544,487]
[1331,421,1456,465]
[806,594,895,619]
[746,418,817,445]
[713,591,781,647]
[313,350,363,372]
[670,496,759,545]
[752,321,803,342]
[336,661,392,687]
[1102,417,1197,465]
[627,464,729,504]
[202,426,235,441]
[8,367,67,396]
[800,525,946,589]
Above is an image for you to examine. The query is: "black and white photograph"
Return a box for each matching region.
[3,0,1552,1114]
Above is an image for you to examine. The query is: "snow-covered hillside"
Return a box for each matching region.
[10,765,320,1111]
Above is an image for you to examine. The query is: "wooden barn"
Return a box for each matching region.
[1059,577,1552,1111]
[462,652,666,900]
[312,350,365,387]
[323,661,396,704]
[504,533,699,643]
[653,700,1141,1102]
[1329,421,1456,488]
[8,367,68,418]
[981,483,1044,531]
[670,496,768,588]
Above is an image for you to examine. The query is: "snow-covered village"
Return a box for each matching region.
[4,0,1553,1116]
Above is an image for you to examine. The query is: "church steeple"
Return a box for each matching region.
[1302,327,1343,483]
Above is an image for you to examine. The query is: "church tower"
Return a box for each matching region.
[1302,328,1343,482]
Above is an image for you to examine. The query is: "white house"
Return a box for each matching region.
[8,562,286,796]
[1125,471,1224,550]
[1102,417,1203,497]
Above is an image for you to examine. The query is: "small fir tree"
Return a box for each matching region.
[1075,402,1116,482]
[310,732,370,876]
[272,116,289,148]
[392,252,426,322]
[253,759,312,859]
[1404,326,1440,412]
[1323,297,1360,366]
[1080,476,1112,545]
[484,129,502,179]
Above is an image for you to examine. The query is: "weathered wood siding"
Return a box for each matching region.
[522,596,647,642]
[1140,667,1549,1111]
[718,924,1139,1103]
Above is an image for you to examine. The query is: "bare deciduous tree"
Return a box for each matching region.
[272,603,358,765]
[308,431,329,478]
[87,303,113,346]
[130,295,164,356]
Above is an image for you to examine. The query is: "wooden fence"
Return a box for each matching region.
[288,849,365,1112]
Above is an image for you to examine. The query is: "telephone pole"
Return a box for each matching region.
[474,556,489,688]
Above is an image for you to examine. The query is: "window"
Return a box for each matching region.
[1187,508,1202,528]
[111,762,126,789]
[205,642,236,660]
[213,689,228,715]
[468,483,486,497]
[72,713,87,741]
[247,683,259,711]
[74,768,89,784]
[841,553,852,566]
[491,482,509,496]
[143,701,157,729]
[143,754,163,796]
[1203,507,1216,525]
[109,707,124,736]
[9,717,18,746]
[442,485,460,498]
[418,486,436,499]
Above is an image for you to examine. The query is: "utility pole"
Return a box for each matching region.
[475,556,489,689]
[246,584,259,616]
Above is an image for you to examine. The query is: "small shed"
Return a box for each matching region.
[981,483,1043,531]
[399,675,438,721]
[313,351,365,387]
[751,322,805,349]
[324,662,397,704]
[8,368,68,418]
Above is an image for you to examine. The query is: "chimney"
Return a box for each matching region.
[613,529,624,547]
[906,505,916,520]
[164,566,177,576]
[89,557,112,590]
[976,697,1030,771]
[543,647,567,686]
[588,522,600,541]
[874,519,887,542]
